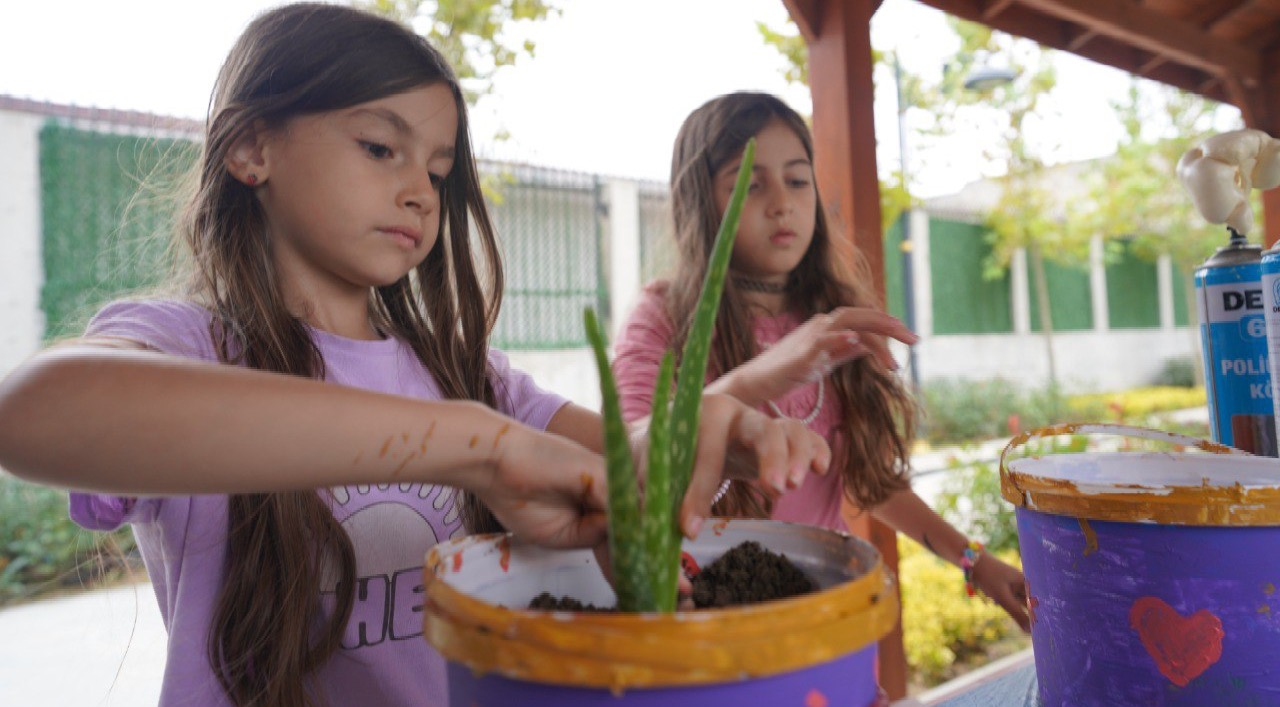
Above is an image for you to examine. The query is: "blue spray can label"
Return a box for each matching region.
[1196,234,1276,455]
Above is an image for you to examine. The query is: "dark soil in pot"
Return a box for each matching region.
[527,540,817,611]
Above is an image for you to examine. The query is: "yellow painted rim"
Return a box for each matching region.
[999,423,1280,525]
[422,533,898,689]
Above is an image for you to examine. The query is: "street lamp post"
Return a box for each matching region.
[892,53,921,393]
[891,56,1015,394]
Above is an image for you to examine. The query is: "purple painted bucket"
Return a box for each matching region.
[1002,424,1280,705]
[423,519,897,706]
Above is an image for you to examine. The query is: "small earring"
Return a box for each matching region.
[245,174,258,186]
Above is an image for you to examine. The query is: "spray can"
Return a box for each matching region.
[1197,228,1276,455]
[1261,245,1280,452]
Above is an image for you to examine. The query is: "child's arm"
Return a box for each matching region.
[0,345,609,548]
[709,307,918,407]
[873,489,1031,631]
[547,396,830,537]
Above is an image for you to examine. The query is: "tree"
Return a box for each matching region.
[757,23,910,234]
[1069,82,1243,386]
[358,0,558,105]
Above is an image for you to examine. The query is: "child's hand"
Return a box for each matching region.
[729,307,918,405]
[479,426,609,549]
[973,554,1032,632]
[678,393,831,536]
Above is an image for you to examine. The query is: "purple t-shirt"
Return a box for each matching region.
[69,300,569,706]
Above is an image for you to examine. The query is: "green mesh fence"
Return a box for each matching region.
[482,163,606,348]
[928,218,1013,334]
[883,215,905,320]
[1106,240,1161,329]
[1028,259,1093,332]
[39,124,197,339]
[1172,263,1191,326]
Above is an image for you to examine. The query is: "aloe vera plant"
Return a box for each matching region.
[583,138,756,612]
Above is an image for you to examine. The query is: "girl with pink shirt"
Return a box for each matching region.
[613,92,1030,631]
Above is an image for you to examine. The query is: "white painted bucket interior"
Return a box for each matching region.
[441,519,879,610]
[1008,452,1280,493]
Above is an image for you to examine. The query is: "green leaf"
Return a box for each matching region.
[668,138,756,503]
[641,351,677,611]
[583,307,652,611]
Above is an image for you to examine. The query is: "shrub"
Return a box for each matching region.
[933,458,1020,554]
[898,538,1026,685]
[1153,356,1198,388]
[0,474,138,605]
[921,379,1066,444]
[1066,386,1206,422]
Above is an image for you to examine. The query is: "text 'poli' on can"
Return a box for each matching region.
[1197,233,1277,456]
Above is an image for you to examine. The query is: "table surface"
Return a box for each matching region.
[932,663,1038,707]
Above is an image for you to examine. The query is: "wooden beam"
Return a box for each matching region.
[1138,54,1168,76]
[983,0,1018,21]
[806,0,906,697]
[920,2,1238,105]
[1012,0,1262,84]
[1067,27,1097,51]
[781,0,821,43]
[1246,47,1280,248]
[1205,0,1264,34]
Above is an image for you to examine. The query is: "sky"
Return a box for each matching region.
[0,0,1229,197]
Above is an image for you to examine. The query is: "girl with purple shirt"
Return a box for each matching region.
[0,9,828,706]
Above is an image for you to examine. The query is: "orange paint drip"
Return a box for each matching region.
[1028,595,1039,628]
[452,552,463,572]
[712,520,729,536]
[493,423,510,450]
[1258,604,1271,615]
[499,537,511,573]
[390,452,416,479]
[421,420,436,454]
[1266,582,1276,595]
[1079,518,1098,556]
[379,436,392,458]
[580,473,594,496]
[469,435,479,449]
[805,689,829,707]
[351,451,363,466]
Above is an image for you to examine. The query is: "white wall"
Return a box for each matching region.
[0,111,44,378]
[899,329,1197,393]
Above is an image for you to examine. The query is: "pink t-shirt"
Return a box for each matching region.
[69,299,568,707]
[612,284,848,532]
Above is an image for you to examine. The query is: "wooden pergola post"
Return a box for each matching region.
[783,0,908,699]
[1245,49,1280,249]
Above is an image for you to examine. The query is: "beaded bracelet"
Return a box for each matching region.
[960,540,984,597]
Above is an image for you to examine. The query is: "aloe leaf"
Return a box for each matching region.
[641,350,677,611]
[668,138,757,506]
[583,307,652,611]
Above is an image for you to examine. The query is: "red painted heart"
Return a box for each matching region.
[1128,596,1224,687]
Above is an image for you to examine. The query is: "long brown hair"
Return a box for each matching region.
[666,92,915,517]
[181,4,504,704]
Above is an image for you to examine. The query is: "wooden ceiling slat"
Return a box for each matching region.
[1205,0,1265,33]
[983,0,1018,20]
[1011,0,1262,83]
[1067,27,1097,50]
[781,0,822,42]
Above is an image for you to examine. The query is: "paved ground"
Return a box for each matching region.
[0,581,165,705]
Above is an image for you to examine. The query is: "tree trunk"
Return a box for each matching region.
[1030,245,1059,394]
